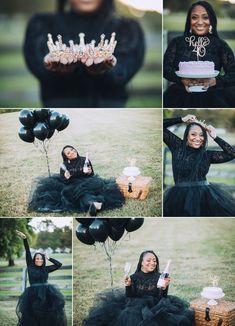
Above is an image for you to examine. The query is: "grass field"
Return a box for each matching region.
[0,109,162,217]
[73,218,235,325]
[0,253,72,325]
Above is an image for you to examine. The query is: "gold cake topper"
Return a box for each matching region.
[185,36,210,60]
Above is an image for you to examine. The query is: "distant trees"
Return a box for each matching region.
[36,226,72,251]
[0,218,34,266]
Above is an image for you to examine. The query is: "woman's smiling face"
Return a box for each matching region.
[190,5,211,36]
[63,147,78,160]
[141,253,157,273]
[187,125,204,149]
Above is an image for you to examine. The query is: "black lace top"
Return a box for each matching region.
[164,117,235,184]
[126,271,168,298]
[60,155,94,183]
[23,10,145,107]
[24,238,62,285]
[164,34,235,88]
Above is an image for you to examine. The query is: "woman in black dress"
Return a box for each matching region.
[16,230,66,326]
[83,250,194,325]
[164,114,235,216]
[29,145,125,216]
[163,1,235,108]
[23,0,145,108]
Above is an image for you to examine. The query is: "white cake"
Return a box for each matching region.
[123,167,140,177]
[201,287,224,299]
[178,61,215,75]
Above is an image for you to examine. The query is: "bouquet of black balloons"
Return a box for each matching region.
[76,218,144,288]
[18,109,69,143]
[18,109,70,176]
[76,218,144,245]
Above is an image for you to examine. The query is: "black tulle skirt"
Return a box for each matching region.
[83,290,195,326]
[28,174,125,213]
[16,283,66,326]
[163,84,235,108]
[164,182,235,217]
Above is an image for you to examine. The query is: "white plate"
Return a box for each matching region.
[188,86,208,93]
[175,70,219,78]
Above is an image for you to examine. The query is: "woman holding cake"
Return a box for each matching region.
[28,145,125,216]
[83,250,195,325]
[23,0,145,108]
[164,114,235,216]
[164,1,235,108]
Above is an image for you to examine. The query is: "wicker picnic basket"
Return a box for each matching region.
[116,175,152,200]
[190,298,235,326]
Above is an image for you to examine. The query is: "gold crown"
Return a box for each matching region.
[46,32,117,64]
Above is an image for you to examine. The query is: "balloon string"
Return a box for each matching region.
[42,141,51,177]
[103,242,114,292]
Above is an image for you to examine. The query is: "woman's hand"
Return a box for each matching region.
[44,56,80,74]
[86,167,93,175]
[45,253,50,260]
[207,125,217,139]
[85,55,117,75]
[162,277,171,290]
[16,230,26,239]
[123,276,132,286]
[199,78,216,89]
[64,170,71,179]
[182,114,197,124]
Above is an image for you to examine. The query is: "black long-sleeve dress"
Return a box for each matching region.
[23,8,145,108]
[16,239,66,326]
[164,117,235,216]
[28,155,125,213]
[163,34,235,108]
[83,271,194,325]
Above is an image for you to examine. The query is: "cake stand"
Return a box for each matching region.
[201,290,225,305]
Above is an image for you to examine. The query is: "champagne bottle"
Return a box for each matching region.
[157,259,171,288]
[83,152,90,173]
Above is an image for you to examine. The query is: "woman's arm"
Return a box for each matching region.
[163,38,182,84]
[208,136,235,164]
[216,40,235,88]
[16,231,33,266]
[163,117,184,151]
[125,275,136,298]
[46,256,62,273]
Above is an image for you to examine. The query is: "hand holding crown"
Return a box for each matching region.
[44,32,117,75]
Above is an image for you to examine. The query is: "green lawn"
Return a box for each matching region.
[0,109,162,217]
[73,218,235,325]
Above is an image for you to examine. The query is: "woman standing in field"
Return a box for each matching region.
[16,230,66,326]
[164,114,235,216]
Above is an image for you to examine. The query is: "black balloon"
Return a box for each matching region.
[89,219,109,242]
[19,109,35,128]
[48,111,63,129]
[34,109,50,122]
[33,122,49,141]
[125,218,144,232]
[18,126,34,143]
[47,128,55,139]
[108,226,125,241]
[76,218,94,227]
[109,218,129,229]
[76,224,95,245]
[57,114,69,131]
